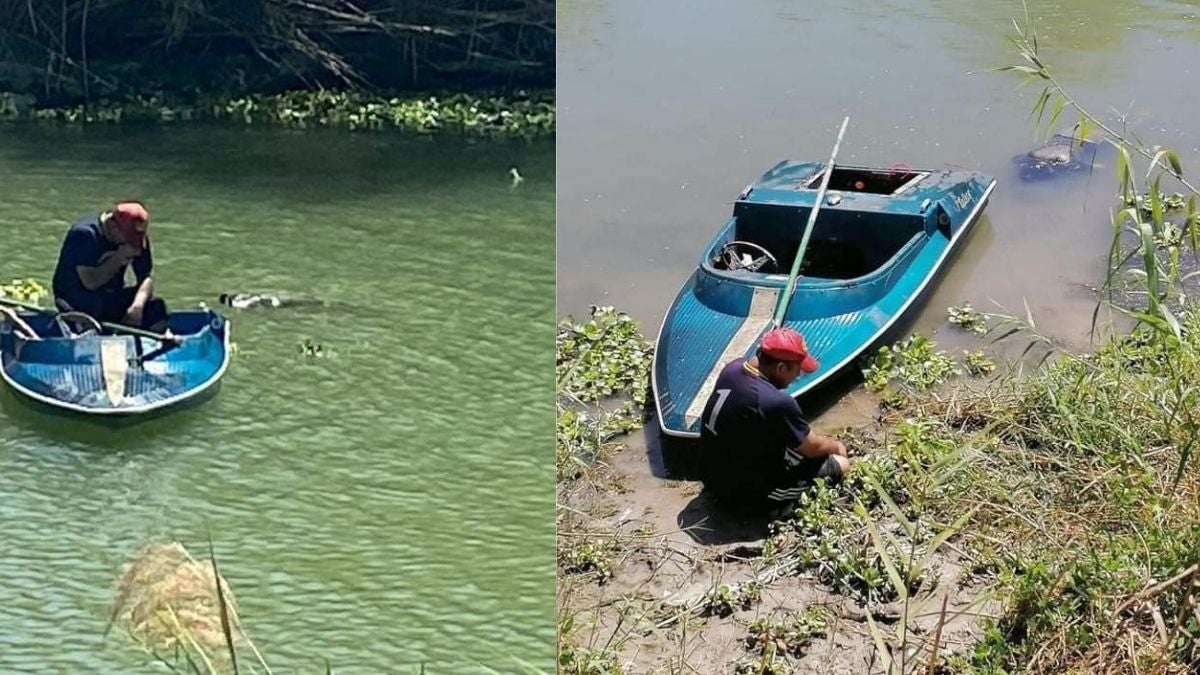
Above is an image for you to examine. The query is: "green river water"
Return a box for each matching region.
[0,124,554,673]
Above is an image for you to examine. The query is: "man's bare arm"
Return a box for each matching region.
[792,432,848,459]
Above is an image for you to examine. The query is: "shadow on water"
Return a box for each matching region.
[0,383,217,452]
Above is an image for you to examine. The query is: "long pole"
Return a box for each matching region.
[772,116,850,326]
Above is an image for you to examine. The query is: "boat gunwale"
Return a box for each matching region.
[653,177,997,438]
[0,311,232,416]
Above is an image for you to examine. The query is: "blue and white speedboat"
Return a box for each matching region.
[652,158,996,437]
[0,304,230,415]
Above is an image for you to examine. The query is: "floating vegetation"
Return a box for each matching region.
[947,302,988,334]
[963,350,996,377]
[555,307,652,483]
[298,338,327,358]
[1124,190,1187,215]
[0,278,48,304]
[862,334,959,398]
[0,90,555,139]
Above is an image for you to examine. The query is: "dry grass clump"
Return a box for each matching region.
[108,540,270,675]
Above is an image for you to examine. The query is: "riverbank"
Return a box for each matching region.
[557,306,1200,674]
[0,89,555,139]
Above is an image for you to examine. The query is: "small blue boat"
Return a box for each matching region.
[0,307,230,415]
[652,159,996,438]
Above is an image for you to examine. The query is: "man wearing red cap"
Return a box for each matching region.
[697,327,850,511]
[51,201,169,331]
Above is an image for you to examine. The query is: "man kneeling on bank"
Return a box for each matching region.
[51,201,168,332]
[697,327,851,511]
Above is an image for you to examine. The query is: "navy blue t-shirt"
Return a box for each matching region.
[52,215,152,307]
[697,358,811,500]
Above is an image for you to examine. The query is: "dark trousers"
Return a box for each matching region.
[56,287,169,329]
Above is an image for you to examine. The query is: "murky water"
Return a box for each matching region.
[557,0,1200,361]
[0,125,554,672]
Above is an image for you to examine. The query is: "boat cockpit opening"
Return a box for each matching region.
[712,202,925,280]
[805,166,926,195]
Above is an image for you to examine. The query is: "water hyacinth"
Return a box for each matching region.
[0,277,48,304]
[0,89,555,139]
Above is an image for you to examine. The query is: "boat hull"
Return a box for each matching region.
[0,310,231,415]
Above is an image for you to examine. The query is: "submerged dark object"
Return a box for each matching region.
[1013,133,1105,181]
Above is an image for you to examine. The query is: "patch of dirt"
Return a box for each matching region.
[558,418,1001,674]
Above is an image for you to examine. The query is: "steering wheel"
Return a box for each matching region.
[55,311,103,339]
[718,241,779,272]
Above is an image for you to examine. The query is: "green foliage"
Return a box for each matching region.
[767,478,897,604]
[557,306,652,403]
[863,334,960,403]
[948,302,989,335]
[703,581,762,618]
[559,538,616,584]
[743,607,830,659]
[963,350,997,377]
[558,614,625,675]
[3,90,555,139]
[558,645,624,675]
[0,278,48,304]
[734,608,830,674]
[555,306,652,482]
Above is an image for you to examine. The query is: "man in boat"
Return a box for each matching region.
[697,327,850,513]
[51,201,169,332]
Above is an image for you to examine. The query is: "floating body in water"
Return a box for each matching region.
[1013,133,1107,181]
[218,292,327,310]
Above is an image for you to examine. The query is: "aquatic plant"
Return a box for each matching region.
[963,350,996,377]
[947,302,988,335]
[862,333,960,399]
[3,89,555,139]
[555,306,652,482]
[0,278,48,304]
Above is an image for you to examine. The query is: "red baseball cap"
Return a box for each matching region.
[760,328,820,373]
[111,202,149,248]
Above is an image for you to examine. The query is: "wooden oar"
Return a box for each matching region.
[0,296,180,344]
[771,116,851,327]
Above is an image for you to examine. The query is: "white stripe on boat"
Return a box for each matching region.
[101,338,128,406]
[682,286,779,429]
